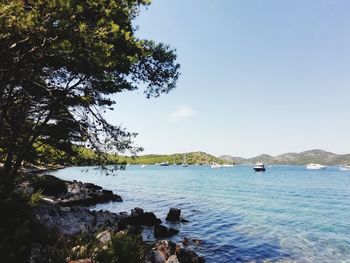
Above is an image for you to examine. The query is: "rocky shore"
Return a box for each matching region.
[16,172,205,263]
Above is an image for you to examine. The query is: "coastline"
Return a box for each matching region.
[16,167,205,263]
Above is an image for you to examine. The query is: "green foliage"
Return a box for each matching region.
[0,187,65,263]
[95,232,146,263]
[29,189,44,206]
[123,151,228,165]
[0,190,32,262]
[0,0,179,180]
[33,175,68,196]
[33,143,71,166]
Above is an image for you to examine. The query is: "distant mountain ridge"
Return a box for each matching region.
[218,149,350,165]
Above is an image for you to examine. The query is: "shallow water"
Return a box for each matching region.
[50,165,350,263]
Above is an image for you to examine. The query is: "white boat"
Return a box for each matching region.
[159,161,170,166]
[211,164,221,168]
[141,165,147,168]
[221,164,234,168]
[253,163,265,172]
[306,163,326,170]
[339,165,350,171]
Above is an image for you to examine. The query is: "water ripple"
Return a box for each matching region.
[51,165,350,263]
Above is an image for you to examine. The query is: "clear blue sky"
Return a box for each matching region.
[106,0,350,158]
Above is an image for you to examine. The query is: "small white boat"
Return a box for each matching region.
[306,163,326,170]
[253,163,265,172]
[141,165,147,168]
[159,161,170,166]
[211,164,221,168]
[339,165,350,171]
[221,164,234,168]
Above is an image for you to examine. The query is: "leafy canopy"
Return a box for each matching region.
[0,0,180,180]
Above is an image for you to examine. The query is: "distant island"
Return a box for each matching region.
[122,151,228,165]
[219,149,350,165]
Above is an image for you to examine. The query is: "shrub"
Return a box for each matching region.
[95,232,146,263]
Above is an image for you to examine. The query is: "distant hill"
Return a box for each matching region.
[218,149,350,165]
[125,151,230,165]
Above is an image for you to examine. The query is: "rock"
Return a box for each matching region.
[146,240,205,263]
[166,255,180,263]
[131,207,144,217]
[166,208,181,222]
[96,230,111,244]
[154,225,164,238]
[182,238,202,246]
[57,182,123,206]
[146,240,175,263]
[180,218,189,223]
[147,241,202,263]
[33,201,122,236]
[127,208,162,226]
[192,239,202,246]
[176,248,205,263]
[169,227,180,236]
[182,237,190,246]
[143,212,162,226]
[83,183,102,190]
[147,250,166,263]
[153,225,179,238]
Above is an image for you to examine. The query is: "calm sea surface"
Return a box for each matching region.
[50,165,350,263]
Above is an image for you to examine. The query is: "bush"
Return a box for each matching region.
[0,189,65,263]
[33,175,67,196]
[95,232,146,263]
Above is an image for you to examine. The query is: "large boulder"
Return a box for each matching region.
[33,201,122,236]
[127,208,162,226]
[33,175,68,195]
[166,208,181,222]
[146,241,204,263]
[57,181,122,206]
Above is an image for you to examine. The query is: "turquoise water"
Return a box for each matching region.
[50,165,350,262]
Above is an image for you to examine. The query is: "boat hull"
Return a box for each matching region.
[254,167,266,172]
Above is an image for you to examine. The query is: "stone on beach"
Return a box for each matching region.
[146,240,205,263]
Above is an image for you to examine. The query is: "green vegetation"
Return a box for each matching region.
[0,0,179,185]
[0,185,64,263]
[0,1,179,262]
[122,151,230,165]
[28,144,230,166]
[95,232,146,263]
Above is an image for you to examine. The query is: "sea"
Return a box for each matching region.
[50,165,350,263]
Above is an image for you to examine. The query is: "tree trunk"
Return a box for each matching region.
[1,151,15,189]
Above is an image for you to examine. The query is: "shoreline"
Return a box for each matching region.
[18,167,205,263]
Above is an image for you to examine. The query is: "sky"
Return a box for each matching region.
[105,0,350,158]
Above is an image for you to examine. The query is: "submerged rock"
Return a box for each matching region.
[176,248,205,263]
[154,225,179,238]
[127,208,162,226]
[166,208,181,222]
